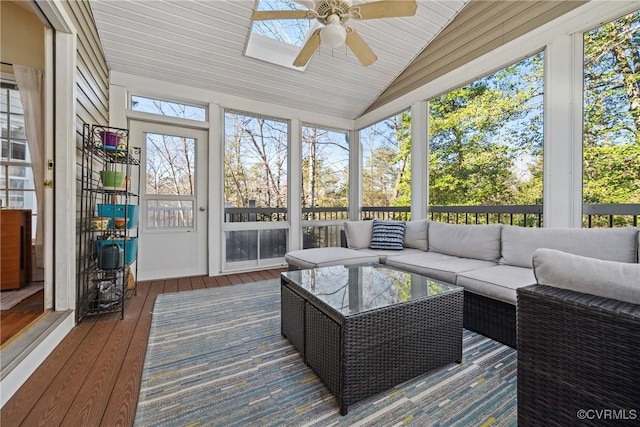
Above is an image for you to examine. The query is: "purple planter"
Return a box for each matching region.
[100,131,121,148]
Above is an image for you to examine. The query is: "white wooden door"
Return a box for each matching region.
[129,121,208,280]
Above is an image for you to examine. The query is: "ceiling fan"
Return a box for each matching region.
[252,0,417,67]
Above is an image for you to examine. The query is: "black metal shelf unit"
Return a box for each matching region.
[77,124,140,321]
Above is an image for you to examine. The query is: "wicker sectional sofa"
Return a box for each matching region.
[286,220,640,422]
[517,248,640,425]
[285,220,640,348]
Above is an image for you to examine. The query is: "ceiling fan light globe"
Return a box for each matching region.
[320,23,347,48]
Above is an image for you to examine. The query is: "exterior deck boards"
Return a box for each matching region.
[1,269,285,426]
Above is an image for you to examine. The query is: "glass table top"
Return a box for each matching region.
[281,264,461,317]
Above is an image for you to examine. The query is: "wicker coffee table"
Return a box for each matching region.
[281,263,463,415]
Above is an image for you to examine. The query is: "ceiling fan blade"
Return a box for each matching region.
[345,29,377,66]
[353,0,417,20]
[252,10,313,21]
[293,29,322,67]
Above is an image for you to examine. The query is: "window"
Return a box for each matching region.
[0,84,37,234]
[583,9,640,227]
[145,132,196,229]
[359,110,411,221]
[301,124,349,248]
[428,53,544,226]
[224,110,288,266]
[131,95,206,121]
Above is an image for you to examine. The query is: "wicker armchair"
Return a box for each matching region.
[517,284,640,426]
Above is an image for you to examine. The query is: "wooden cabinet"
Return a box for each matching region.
[1,209,32,290]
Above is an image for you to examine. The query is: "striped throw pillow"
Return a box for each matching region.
[369,220,406,250]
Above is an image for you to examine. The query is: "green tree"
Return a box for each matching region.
[583,144,640,203]
[361,110,412,208]
[301,126,348,215]
[584,10,640,146]
[428,53,544,206]
[583,9,640,212]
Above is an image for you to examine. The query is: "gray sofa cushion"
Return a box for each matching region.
[285,247,379,269]
[532,248,640,305]
[428,222,502,262]
[457,265,537,304]
[343,220,373,249]
[356,247,425,263]
[501,225,638,268]
[404,219,429,250]
[385,251,496,284]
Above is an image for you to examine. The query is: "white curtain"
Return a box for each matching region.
[14,65,45,268]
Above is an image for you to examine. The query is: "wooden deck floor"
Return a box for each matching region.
[1,268,285,426]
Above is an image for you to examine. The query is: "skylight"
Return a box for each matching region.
[253,0,312,47]
[246,0,317,71]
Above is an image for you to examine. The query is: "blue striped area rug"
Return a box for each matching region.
[134,279,517,426]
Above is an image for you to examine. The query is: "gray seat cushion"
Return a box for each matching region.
[356,247,425,263]
[456,265,537,304]
[284,247,379,269]
[385,251,496,284]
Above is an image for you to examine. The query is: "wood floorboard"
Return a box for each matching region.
[61,280,151,426]
[101,280,159,426]
[215,274,231,287]
[21,318,119,426]
[177,277,193,292]
[225,273,244,285]
[0,291,45,345]
[1,269,285,427]
[163,278,179,294]
[248,271,265,282]
[190,276,206,289]
[202,276,219,287]
[0,321,95,424]
[236,272,255,283]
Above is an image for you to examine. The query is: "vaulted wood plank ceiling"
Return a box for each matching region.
[90,0,468,120]
[90,1,587,121]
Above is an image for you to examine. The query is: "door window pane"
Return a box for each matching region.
[147,200,193,228]
[145,132,196,229]
[146,133,195,196]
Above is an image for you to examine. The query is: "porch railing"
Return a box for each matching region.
[221,204,640,227]
[429,205,543,227]
[220,204,639,250]
[583,203,639,228]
